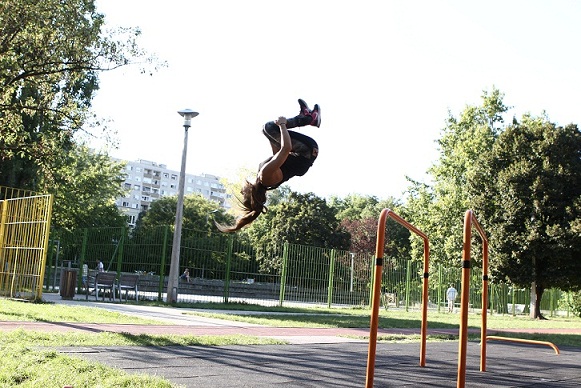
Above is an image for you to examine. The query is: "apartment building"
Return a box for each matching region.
[115,158,228,227]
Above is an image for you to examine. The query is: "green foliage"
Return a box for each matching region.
[469,115,581,294]
[329,194,393,220]
[133,194,232,235]
[404,88,507,268]
[247,192,349,248]
[242,192,350,273]
[45,145,128,230]
[0,0,160,230]
[570,291,581,318]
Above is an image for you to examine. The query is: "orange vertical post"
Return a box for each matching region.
[457,211,472,388]
[456,210,489,387]
[479,234,489,372]
[365,209,388,388]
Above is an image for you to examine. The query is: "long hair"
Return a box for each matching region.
[217,177,268,232]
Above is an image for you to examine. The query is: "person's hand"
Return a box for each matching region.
[275,116,287,126]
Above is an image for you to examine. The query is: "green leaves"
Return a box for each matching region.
[470,116,581,292]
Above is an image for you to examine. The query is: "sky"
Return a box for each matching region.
[89,0,581,200]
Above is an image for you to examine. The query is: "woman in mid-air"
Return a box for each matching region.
[218,99,321,232]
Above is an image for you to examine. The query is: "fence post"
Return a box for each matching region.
[159,225,169,302]
[512,285,516,316]
[368,255,375,308]
[116,228,126,276]
[438,264,442,313]
[279,242,289,307]
[490,283,494,315]
[78,229,88,292]
[223,234,233,303]
[405,260,411,312]
[327,249,336,308]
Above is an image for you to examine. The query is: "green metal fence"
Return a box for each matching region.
[44,226,572,315]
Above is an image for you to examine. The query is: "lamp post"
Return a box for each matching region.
[167,109,199,303]
[205,209,219,224]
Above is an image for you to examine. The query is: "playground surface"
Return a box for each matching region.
[1,293,581,387]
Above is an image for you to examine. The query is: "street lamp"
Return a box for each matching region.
[167,109,199,303]
[205,209,219,224]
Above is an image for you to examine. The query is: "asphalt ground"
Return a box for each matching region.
[2,293,581,387]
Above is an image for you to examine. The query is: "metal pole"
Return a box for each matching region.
[350,252,354,292]
[167,126,188,303]
[166,109,198,303]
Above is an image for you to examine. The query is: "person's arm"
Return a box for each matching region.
[258,116,291,186]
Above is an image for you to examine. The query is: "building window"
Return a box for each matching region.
[122,201,130,207]
[171,174,177,180]
[133,185,141,190]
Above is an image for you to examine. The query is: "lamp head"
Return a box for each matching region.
[178,109,199,127]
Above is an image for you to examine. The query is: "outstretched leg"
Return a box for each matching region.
[262,99,320,154]
[263,123,318,160]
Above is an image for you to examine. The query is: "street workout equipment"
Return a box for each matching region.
[366,209,430,388]
[456,210,558,388]
[365,209,559,388]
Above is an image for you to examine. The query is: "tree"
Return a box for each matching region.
[468,115,581,318]
[47,145,127,230]
[0,0,159,198]
[329,194,411,258]
[403,88,507,268]
[133,194,231,235]
[243,191,350,273]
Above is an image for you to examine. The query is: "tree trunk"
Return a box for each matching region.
[530,282,546,319]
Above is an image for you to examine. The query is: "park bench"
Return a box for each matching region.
[86,272,117,302]
[118,273,140,302]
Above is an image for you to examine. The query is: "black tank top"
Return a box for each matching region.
[258,153,314,190]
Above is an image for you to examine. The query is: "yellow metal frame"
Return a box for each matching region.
[0,186,53,300]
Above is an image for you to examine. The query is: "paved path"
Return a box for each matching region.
[2,293,581,387]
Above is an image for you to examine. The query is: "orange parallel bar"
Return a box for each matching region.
[486,336,560,355]
[365,209,387,388]
[457,210,489,388]
[366,208,430,388]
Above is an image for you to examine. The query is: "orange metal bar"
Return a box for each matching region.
[457,210,489,388]
[486,336,560,355]
[366,209,430,387]
[365,209,388,388]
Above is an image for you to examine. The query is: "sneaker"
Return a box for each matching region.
[310,104,321,127]
[298,99,312,116]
